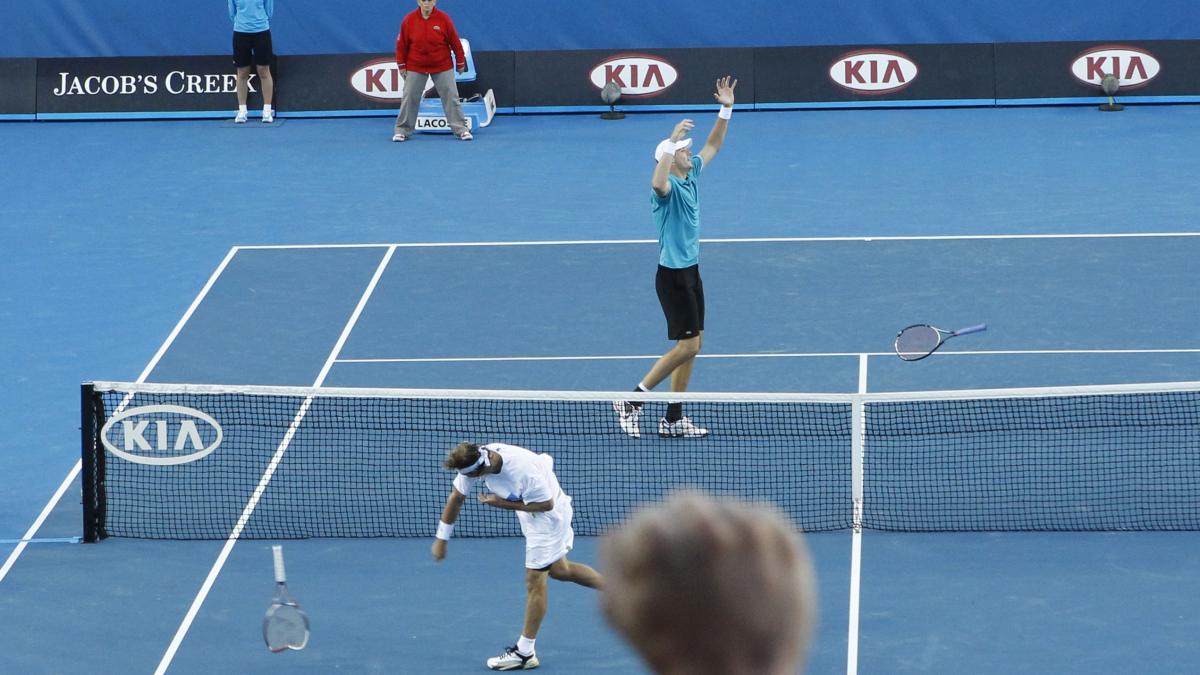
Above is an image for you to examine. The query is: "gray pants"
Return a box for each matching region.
[393,69,468,136]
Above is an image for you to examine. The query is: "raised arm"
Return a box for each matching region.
[698,76,737,166]
[652,118,695,197]
[431,486,467,561]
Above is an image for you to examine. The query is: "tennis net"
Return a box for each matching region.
[80,380,1200,541]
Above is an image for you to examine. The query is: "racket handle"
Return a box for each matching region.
[953,324,987,336]
[272,545,287,583]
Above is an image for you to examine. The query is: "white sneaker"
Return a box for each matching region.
[262,110,274,123]
[234,111,248,124]
[487,645,539,670]
[457,130,473,141]
[612,400,641,439]
[392,133,408,142]
[659,416,708,438]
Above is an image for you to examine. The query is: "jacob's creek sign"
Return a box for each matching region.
[36,56,254,113]
[52,70,253,96]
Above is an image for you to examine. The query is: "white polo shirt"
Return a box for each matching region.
[453,443,575,568]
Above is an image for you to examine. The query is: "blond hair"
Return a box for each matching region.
[600,491,817,675]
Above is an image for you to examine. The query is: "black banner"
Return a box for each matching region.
[12,41,1200,120]
[995,40,1200,100]
[0,58,36,115]
[514,48,755,109]
[755,44,996,104]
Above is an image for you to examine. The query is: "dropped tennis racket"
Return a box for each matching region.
[263,545,310,653]
[894,323,987,361]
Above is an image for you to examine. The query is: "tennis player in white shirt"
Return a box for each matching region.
[433,441,604,671]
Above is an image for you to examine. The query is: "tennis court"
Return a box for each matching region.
[3,107,1200,673]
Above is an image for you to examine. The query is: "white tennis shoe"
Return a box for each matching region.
[234,110,248,124]
[262,110,274,123]
[658,416,708,438]
[612,400,642,438]
[487,645,539,670]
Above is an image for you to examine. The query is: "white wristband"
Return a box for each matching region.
[718,106,732,120]
[436,521,454,540]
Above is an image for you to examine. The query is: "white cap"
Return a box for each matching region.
[654,137,693,162]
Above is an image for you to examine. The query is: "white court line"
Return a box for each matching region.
[235,231,1200,250]
[846,355,868,675]
[335,348,1200,364]
[0,246,241,587]
[153,244,397,675]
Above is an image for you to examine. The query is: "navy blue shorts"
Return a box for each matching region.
[655,264,704,340]
[233,30,273,68]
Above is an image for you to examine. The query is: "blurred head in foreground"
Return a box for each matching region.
[600,491,817,675]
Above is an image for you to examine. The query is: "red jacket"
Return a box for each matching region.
[395,8,465,74]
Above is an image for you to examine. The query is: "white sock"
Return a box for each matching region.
[238,105,247,113]
[516,635,535,656]
[263,104,273,113]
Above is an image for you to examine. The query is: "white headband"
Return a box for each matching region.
[654,137,693,162]
[457,448,491,476]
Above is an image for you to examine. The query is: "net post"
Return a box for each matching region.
[80,383,106,542]
[851,354,867,530]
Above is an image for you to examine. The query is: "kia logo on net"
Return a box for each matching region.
[100,405,223,465]
[1071,45,1160,89]
[830,49,919,94]
[589,54,677,98]
[350,59,435,101]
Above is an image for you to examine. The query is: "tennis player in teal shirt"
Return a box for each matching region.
[615,76,737,439]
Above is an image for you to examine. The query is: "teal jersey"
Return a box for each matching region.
[651,155,704,268]
[229,0,273,33]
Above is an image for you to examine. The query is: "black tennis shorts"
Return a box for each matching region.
[233,30,273,68]
[655,264,705,340]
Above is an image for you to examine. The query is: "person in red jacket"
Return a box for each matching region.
[393,0,472,142]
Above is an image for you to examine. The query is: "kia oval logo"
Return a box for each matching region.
[589,54,677,98]
[830,49,918,95]
[350,59,435,101]
[1071,45,1160,90]
[100,405,223,465]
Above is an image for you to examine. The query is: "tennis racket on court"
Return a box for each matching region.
[263,545,310,653]
[894,323,987,361]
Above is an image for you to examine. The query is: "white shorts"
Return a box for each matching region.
[519,494,574,569]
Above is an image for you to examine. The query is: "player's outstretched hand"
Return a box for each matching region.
[432,538,448,561]
[671,119,694,142]
[714,75,737,107]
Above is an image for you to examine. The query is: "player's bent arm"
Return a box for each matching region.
[651,155,674,197]
[480,494,554,512]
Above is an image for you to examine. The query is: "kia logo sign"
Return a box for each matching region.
[100,405,223,465]
[1071,45,1160,89]
[590,54,677,98]
[350,59,435,101]
[830,49,918,95]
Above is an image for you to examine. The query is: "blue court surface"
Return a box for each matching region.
[2,106,1200,673]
